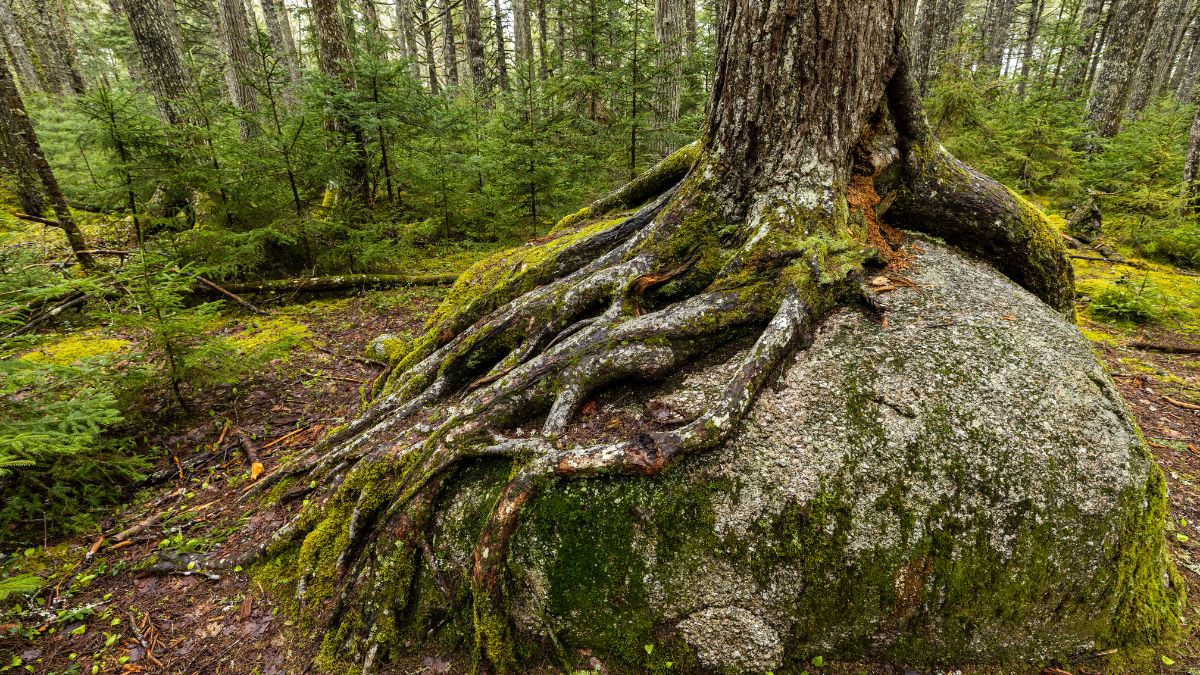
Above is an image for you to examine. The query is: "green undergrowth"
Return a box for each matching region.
[1072,257,1200,334]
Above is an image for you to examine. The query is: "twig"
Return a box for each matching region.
[14,212,62,227]
[231,427,261,466]
[1163,396,1200,411]
[112,512,165,543]
[194,275,269,315]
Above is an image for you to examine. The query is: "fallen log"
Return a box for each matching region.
[1128,341,1200,354]
[217,273,457,295]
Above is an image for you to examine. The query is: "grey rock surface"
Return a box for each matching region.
[438,242,1175,671]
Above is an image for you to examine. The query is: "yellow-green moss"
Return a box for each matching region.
[21,331,131,365]
[228,316,310,357]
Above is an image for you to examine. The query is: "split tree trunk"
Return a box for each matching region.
[223,0,1076,671]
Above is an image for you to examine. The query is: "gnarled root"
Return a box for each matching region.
[224,63,1074,673]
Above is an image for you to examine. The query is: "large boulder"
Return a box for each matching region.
[429,242,1182,672]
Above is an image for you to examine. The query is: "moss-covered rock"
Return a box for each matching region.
[422,242,1181,672]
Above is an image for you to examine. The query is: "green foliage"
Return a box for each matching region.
[0,358,148,546]
[0,573,41,601]
[1087,276,1173,325]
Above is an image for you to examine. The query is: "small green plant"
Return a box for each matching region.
[1088,276,1169,325]
[0,574,41,601]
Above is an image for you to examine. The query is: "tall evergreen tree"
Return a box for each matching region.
[1086,0,1156,137]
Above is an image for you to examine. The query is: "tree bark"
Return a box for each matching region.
[123,0,192,124]
[417,0,440,93]
[360,0,390,57]
[1016,0,1044,97]
[217,0,260,138]
[654,0,684,144]
[463,0,488,90]
[440,0,459,85]
[536,0,548,79]
[1065,0,1107,93]
[223,1,1075,670]
[512,0,533,67]
[492,0,509,91]
[1182,95,1200,215]
[1127,0,1189,113]
[31,0,81,94]
[981,0,1017,71]
[311,0,370,206]
[0,0,41,93]
[260,0,302,90]
[1086,0,1157,137]
[394,0,421,77]
[0,47,92,268]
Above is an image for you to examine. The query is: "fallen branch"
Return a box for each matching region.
[1163,396,1200,411]
[1129,340,1200,354]
[193,274,268,315]
[14,212,61,227]
[217,273,457,295]
[112,512,165,543]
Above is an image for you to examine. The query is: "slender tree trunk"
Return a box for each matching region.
[261,0,302,90]
[440,0,459,85]
[311,0,370,206]
[512,0,533,67]
[492,0,509,91]
[360,0,390,57]
[395,0,421,77]
[982,0,1017,71]
[1127,0,1187,114]
[0,0,42,93]
[0,48,92,267]
[1016,0,1043,97]
[536,0,548,79]
[463,0,488,90]
[217,0,260,138]
[654,0,684,148]
[416,0,440,93]
[30,0,75,93]
[1182,93,1200,215]
[123,0,193,124]
[1086,0,1157,137]
[1176,19,1200,98]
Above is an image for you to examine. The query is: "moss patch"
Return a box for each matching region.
[21,331,131,365]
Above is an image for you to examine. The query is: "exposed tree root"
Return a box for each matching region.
[217,57,1075,674]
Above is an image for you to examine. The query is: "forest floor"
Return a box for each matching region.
[2,235,1200,673]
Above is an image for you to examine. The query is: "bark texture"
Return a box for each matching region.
[217,0,260,138]
[1064,0,1108,93]
[260,0,301,90]
[1127,0,1189,114]
[463,0,488,91]
[654,0,684,140]
[440,0,459,86]
[1085,0,1156,137]
[0,0,41,93]
[123,0,192,124]
[311,0,370,205]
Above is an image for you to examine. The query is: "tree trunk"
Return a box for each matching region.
[123,0,192,124]
[360,0,390,57]
[0,0,42,93]
[1086,0,1156,137]
[1064,0,1107,93]
[536,0,548,79]
[512,0,533,67]
[492,0,509,91]
[311,0,370,206]
[221,0,1075,671]
[1127,0,1188,114]
[1016,0,1043,97]
[31,0,80,94]
[982,0,1017,71]
[217,0,260,138]
[394,0,421,77]
[653,0,684,146]
[1182,92,1200,215]
[0,47,92,268]
[418,0,440,93]
[440,0,459,85]
[463,0,488,90]
[1176,18,1200,98]
[260,0,302,90]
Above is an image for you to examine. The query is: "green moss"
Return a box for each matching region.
[21,331,130,365]
[228,316,310,357]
